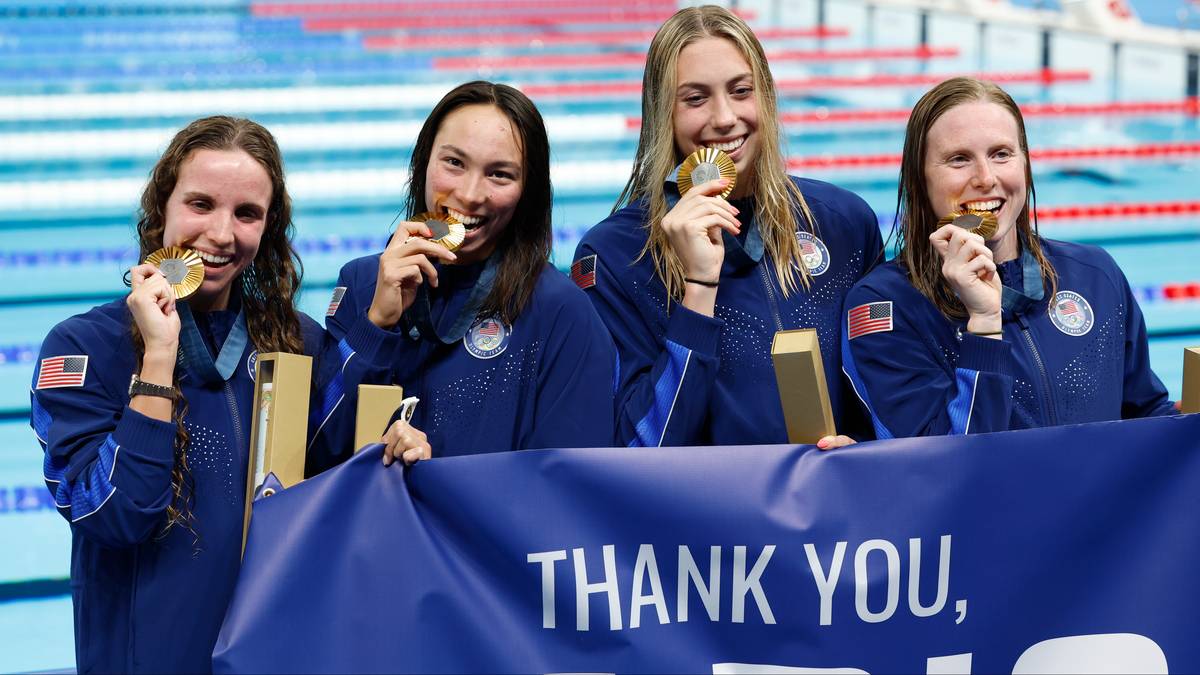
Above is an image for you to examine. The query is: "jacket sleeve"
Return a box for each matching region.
[841,284,1014,438]
[525,285,617,449]
[30,326,178,548]
[1116,270,1175,418]
[305,264,403,475]
[573,242,721,447]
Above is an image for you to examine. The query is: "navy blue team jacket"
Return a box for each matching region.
[30,299,359,674]
[842,238,1176,438]
[574,176,883,446]
[325,255,615,454]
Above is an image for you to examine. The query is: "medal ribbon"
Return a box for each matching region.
[408,253,501,344]
[176,302,250,385]
[1000,247,1046,316]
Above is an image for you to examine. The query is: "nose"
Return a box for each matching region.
[206,211,235,247]
[457,171,487,209]
[971,159,996,189]
[710,93,737,130]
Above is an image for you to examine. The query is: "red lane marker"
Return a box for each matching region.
[303,8,755,30]
[1035,201,1200,221]
[769,98,1200,125]
[366,26,848,50]
[526,70,1089,98]
[433,46,957,71]
[255,0,677,15]
[788,142,1200,170]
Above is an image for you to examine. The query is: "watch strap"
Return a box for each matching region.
[129,374,179,400]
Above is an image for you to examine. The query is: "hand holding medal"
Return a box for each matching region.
[367,218,459,330]
[144,246,205,299]
[930,203,1002,326]
[127,246,203,352]
[937,209,999,241]
[661,147,742,312]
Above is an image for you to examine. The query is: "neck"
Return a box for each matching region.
[988,233,1020,265]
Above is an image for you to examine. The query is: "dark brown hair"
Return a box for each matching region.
[405,81,552,324]
[896,77,1056,319]
[133,115,304,537]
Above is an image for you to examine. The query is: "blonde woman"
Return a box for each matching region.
[573,5,882,447]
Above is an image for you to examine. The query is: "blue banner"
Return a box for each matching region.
[215,415,1200,673]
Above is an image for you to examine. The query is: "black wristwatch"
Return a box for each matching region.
[128,374,179,401]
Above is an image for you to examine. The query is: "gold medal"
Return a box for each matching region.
[413,212,466,252]
[677,147,737,199]
[144,246,204,299]
[938,210,999,240]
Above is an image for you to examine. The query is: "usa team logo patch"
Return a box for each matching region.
[571,255,597,290]
[796,232,829,276]
[1050,291,1094,337]
[36,355,88,389]
[464,317,512,359]
[326,287,347,317]
[247,350,258,379]
[847,301,893,340]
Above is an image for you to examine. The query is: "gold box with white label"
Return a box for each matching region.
[771,329,836,444]
[1182,347,1200,414]
[355,384,405,452]
[242,352,312,554]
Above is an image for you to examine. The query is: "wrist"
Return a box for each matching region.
[367,305,399,330]
[966,312,1003,338]
[680,282,717,316]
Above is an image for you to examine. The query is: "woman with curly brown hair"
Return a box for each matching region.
[30,116,358,673]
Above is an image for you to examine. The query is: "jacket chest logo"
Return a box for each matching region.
[796,231,830,276]
[464,317,512,359]
[1049,291,1094,337]
[246,350,259,379]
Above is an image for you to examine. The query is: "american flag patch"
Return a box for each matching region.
[36,355,88,389]
[326,287,347,317]
[478,320,500,337]
[847,302,893,340]
[571,255,597,290]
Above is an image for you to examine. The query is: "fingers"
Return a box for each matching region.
[691,177,734,198]
[380,420,432,467]
[816,435,856,451]
[666,193,741,236]
[386,221,458,264]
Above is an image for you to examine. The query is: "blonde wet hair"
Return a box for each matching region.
[614,4,817,301]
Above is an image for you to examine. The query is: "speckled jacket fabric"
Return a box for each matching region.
[575,176,883,447]
[842,237,1175,438]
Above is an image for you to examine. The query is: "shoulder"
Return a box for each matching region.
[1039,238,1126,292]
[43,300,131,355]
[791,176,876,225]
[528,264,606,323]
[848,260,920,303]
[338,253,382,284]
[577,202,649,258]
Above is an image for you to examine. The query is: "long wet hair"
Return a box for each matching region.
[614,5,817,301]
[133,115,304,538]
[896,77,1057,319]
[405,81,553,325]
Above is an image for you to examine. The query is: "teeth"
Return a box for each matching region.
[706,137,745,153]
[964,199,1002,211]
[198,251,231,264]
[446,208,482,226]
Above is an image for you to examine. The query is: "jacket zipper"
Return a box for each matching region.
[1017,318,1058,426]
[758,263,785,332]
[224,381,245,460]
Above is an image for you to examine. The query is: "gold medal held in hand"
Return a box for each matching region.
[412,211,466,252]
[144,246,204,299]
[938,210,999,240]
[677,147,737,199]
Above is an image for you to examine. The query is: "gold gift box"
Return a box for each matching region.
[242,352,312,554]
[771,329,836,444]
[1183,347,1200,414]
[355,384,405,453]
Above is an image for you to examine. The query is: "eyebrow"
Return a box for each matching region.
[438,144,522,172]
[676,72,752,92]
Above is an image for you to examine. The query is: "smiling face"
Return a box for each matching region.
[923,100,1027,262]
[162,148,272,311]
[672,36,760,197]
[424,103,525,265]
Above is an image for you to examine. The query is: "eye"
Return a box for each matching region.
[236,206,264,222]
[946,154,970,167]
[442,156,464,169]
[732,84,754,98]
[993,148,1015,161]
[489,170,516,182]
[189,199,212,212]
[683,93,707,106]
